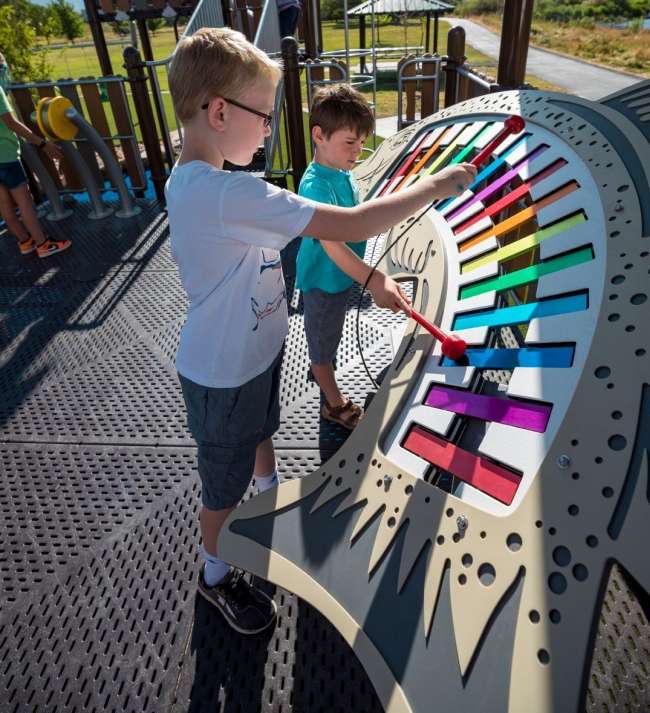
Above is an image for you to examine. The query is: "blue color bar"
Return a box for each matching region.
[452,293,588,330]
[441,345,575,368]
[435,134,534,212]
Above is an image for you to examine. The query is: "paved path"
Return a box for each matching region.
[444,17,641,100]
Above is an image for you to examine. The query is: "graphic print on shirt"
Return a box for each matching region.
[251,250,285,331]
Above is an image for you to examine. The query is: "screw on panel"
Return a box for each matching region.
[456,515,468,533]
[383,474,393,491]
[614,203,624,213]
[557,455,571,469]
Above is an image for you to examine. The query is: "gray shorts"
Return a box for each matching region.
[179,347,283,511]
[302,287,351,365]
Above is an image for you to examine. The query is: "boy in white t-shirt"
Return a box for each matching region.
[166,27,476,635]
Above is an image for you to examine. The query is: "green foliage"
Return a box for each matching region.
[147,17,166,35]
[0,4,52,81]
[51,0,84,43]
[111,20,130,37]
[455,0,504,16]
[533,0,646,20]
[30,4,62,44]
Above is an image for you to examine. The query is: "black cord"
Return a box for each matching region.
[355,197,439,389]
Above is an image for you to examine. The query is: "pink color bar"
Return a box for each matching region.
[425,385,551,432]
[447,145,549,223]
[403,426,520,505]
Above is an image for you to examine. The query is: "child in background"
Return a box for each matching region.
[0,52,70,258]
[166,27,476,635]
[296,84,410,430]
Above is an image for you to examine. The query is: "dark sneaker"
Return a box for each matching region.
[197,566,277,635]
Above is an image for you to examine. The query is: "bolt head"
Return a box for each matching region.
[456,515,468,531]
[614,203,624,213]
[557,454,571,469]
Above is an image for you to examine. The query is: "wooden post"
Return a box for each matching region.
[497,0,534,88]
[303,0,318,59]
[281,37,307,188]
[84,0,113,76]
[359,15,366,74]
[444,26,465,108]
[124,46,167,202]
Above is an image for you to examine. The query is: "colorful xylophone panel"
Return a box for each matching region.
[380,115,606,514]
[220,84,650,713]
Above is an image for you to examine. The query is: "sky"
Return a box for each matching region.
[32,0,86,10]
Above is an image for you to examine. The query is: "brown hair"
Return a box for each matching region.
[169,27,282,123]
[309,84,374,138]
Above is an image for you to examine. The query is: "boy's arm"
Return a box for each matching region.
[321,241,411,313]
[303,163,477,243]
[1,112,62,160]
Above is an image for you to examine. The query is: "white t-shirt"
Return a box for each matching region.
[165,161,315,388]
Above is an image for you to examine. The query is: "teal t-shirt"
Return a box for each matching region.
[0,86,20,164]
[296,161,367,294]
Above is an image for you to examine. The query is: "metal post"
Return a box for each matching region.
[425,13,430,54]
[20,144,73,221]
[497,0,534,88]
[434,13,439,54]
[304,0,318,58]
[136,18,175,170]
[444,26,465,108]
[83,0,113,76]
[359,15,366,74]
[59,142,112,219]
[281,37,307,188]
[124,46,167,202]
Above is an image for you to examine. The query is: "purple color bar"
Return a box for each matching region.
[424,385,552,432]
[447,145,549,223]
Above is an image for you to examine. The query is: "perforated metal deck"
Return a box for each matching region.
[1,200,648,713]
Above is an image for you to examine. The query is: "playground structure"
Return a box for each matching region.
[220,80,650,712]
[1,0,649,710]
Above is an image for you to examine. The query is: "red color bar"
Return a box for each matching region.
[379,131,437,196]
[403,425,521,505]
[470,115,525,169]
[453,158,567,236]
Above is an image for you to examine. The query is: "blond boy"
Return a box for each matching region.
[167,27,476,635]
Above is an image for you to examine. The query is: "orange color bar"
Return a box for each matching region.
[391,126,452,192]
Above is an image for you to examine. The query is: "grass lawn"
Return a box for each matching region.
[470,14,650,77]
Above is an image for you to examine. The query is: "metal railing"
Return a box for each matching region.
[396,54,443,131]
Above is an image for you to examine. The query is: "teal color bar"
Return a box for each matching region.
[441,345,575,368]
[452,293,588,330]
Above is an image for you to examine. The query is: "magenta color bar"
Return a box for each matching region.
[447,145,549,223]
[424,385,552,432]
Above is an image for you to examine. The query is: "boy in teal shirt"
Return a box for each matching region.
[296,85,411,430]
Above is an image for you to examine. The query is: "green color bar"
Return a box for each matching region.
[450,124,493,165]
[460,246,594,299]
[461,213,587,274]
[420,123,487,178]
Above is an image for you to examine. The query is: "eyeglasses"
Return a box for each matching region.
[201,97,273,129]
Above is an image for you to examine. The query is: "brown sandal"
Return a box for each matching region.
[322,399,363,430]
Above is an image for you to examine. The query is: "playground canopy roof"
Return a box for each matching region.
[347,0,454,16]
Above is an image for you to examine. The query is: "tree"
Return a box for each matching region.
[0,4,51,82]
[30,4,62,44]
[147,17,166,35]
[51,0,84,43]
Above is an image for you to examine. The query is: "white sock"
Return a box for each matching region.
[256,468,279,493]
[202,547,232,587]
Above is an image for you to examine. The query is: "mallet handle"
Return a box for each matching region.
[471,115,525,168]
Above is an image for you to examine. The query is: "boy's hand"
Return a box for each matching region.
[368,271,412,313]
[431,163,477,197]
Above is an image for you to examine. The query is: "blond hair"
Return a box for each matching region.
[169,28,282,123]
[310,84,374,138]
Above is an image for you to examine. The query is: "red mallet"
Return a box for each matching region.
[407,307,467,360]
[470,115,526,169]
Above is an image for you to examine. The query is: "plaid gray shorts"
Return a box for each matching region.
[302,287,351,365]
[179,347,283,510]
